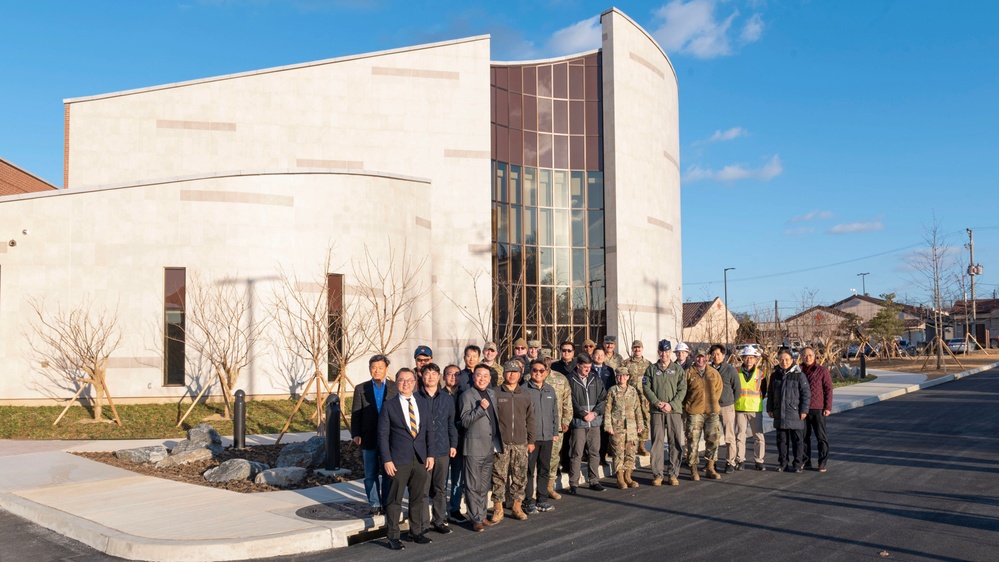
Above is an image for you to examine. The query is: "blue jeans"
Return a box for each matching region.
[448,453,464,513]
[362,448,390,508]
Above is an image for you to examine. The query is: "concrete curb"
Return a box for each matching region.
[831,360,999,415]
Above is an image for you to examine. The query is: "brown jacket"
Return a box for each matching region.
[494,384,536,445]
[683,365,723,415]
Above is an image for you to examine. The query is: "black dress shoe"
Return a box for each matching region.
[590,483,606,492]
[568,486,578,495]
[388,539,405,550]
[449,510,467,523]
[793,467,803,473]
[433,524,453,534]
[411,534,433,545]
[775,466,785,473]
[754,463,766,471]
[371,507,384,516]
[724,464,735,474]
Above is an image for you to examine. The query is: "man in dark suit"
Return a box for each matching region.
[378,368,435,551]
[459,364,503,532]
[351,355,397,516]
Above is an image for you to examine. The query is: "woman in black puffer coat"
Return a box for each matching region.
[766,349,811,472]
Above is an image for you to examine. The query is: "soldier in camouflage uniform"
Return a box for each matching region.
[490,361,536,523]
[621,340,653,456]
[544,362,573,500]
[604,367,645,489]
[602,335,625,371]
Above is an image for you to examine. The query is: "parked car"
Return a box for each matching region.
[946,338,968,354]
[842,343,875,358]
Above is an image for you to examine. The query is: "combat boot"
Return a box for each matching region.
[489,501,504,524]
[652,477,663,486]
[616,470,628,489]
[624,469,639,488]
[689,464,700,481]
[637,443,650,456]
[511,500,528,520]
[548,482,562,500]
[705,461,721,480]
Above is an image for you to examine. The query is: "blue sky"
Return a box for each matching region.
[2,0,997,319]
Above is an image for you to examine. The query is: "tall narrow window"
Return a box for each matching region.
[164,268,186,386]
[327,273,344,382]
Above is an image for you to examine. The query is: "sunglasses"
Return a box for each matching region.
[561,349,574,353]
[531,368,547,373]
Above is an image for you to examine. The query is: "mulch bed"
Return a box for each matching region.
[74,441,364,494]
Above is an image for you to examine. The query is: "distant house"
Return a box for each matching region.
[682,298,738,347]
[950,299,999,348]
[828,294,929,344]
[781,306,852,345]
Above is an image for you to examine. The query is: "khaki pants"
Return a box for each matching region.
[735,411,766,464]
[719,404,736,466]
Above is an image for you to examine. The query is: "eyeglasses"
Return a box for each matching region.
[514,346,526,350]
[561,348,574,353]
[531,368,547,373]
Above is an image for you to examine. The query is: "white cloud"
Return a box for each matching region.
[828,220,885,234]
[650,0,764,59]
[546,15,601,55]
[683,154,783,183]
[694,126,748,145]
[790,210,834,223]
[740,13,764,43]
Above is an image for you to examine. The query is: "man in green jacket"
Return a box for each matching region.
[643,340,687,486]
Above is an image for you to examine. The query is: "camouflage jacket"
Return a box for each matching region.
[545,370,573,429]
[622,356,652,395]
[604,352,626,371]
[604,384,644,440]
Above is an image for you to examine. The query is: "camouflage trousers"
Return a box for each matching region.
[610,433,638,473]
[684,413,721,466]
[639,398,650,442]
[491,443,529,504]
[550,432,566,475]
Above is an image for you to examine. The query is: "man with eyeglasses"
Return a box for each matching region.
[459,365,503,531]
[511,338,529,368]
[523,359,560,513]
[543,347,572,501]
[482,342,500,386]
[568,353,608,493]
[378,368,434,550]
[622,340,652,456]
[551,341,576,376]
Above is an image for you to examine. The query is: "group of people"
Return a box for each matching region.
[350,336,834,550]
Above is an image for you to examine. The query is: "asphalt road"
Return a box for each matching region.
[4,369,998,561]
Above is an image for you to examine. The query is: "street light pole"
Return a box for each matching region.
[724,267,735,349]
[857,272,870,296]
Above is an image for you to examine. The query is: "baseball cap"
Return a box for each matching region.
[503,360,523,373]
[657,339,671,352]
[484,342,498,352]
[414,345,432,358]
[632,340,643,348]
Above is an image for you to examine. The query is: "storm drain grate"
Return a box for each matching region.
[295,501,371,521]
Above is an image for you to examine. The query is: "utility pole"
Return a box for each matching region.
[966,229,981,322]
[857,272,870,296]
[724,267,735,349]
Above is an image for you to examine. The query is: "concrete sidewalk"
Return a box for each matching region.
[2,361,997,561]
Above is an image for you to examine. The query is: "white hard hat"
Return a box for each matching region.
[675,342,690,352]
[739,346,761,357]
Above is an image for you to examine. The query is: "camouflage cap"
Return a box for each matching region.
[484,342,498,351]
[603,335,616,344]
[528,339,542,348]
[632,340,644,348]
[615,367,631,377]
[503,360,524,373]
[540,348,553,358]
[693,347,709,357]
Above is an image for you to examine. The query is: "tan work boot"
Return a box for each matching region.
[511,500,528,520]
[624,469,639,488]
[489,501,504,524]
[668,476,679,486]
[652,477,663,486]
[705,461,721,480]
[548,482,562,500]
[616,470,627,489]
[689,464,700,481]
[637,443,650,456]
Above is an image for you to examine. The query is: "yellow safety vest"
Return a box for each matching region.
[735,367,765,412]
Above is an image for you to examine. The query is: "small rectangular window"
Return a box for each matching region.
[164,268,186,386]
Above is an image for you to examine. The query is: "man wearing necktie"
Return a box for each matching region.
[378,368,435,550]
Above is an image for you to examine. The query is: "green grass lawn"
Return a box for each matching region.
[0,398,352,440]
[832,374,877,388]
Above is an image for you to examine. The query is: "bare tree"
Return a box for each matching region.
[178,272,266,422]
[618,303,638,352]
[270,249,369,442]
[441,266,493,343]
[909,217,958,369]
[354,241,432,357]
[28,298,123,426]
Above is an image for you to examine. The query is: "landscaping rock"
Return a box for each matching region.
[155,447,213,469]
[180,424,224,455]
[276,436,326,469]
[114,445,169,464]
[254,467,307,486]
[204,459,269,483]
[172,438,223,456]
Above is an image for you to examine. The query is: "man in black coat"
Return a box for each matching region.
[378,368,435,550]
[351,355,397,516]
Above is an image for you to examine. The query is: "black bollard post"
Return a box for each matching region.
[324,394,341,470]
[859,353,867,379]
[233,390,246,449]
